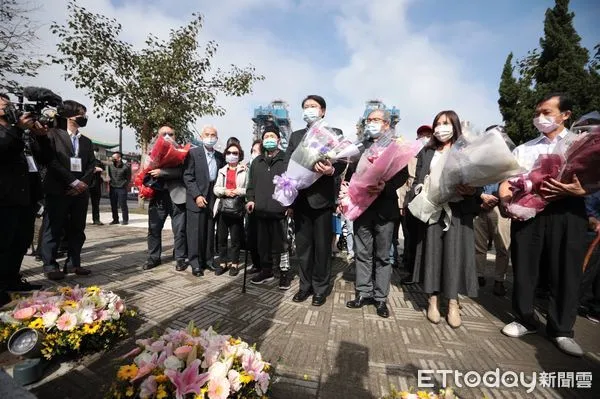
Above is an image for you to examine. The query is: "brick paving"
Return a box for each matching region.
[4,210,600,398]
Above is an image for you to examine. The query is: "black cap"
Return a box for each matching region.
[262,124,280,139]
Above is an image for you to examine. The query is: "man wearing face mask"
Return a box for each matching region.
[108,151,131,225]
[499,93,588,357]
[143,124,188,271]
[285,95,344,306]
[89,147,105,225]
[344,109,409,317]
[184,125,225,276]
[245,139,264,274]
[0,93,51,302]
[41,100,96,280]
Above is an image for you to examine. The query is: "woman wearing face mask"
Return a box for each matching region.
[410,110,481,328]
[213,142,247,276]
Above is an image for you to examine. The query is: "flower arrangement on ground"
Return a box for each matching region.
[382,387,459,399]
[0,285,134,360]
[108,323,273,399]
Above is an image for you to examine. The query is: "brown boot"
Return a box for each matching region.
[447,299,461,328]
[427,295,441,324]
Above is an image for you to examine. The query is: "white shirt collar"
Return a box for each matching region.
[68,129,81,138]
[533,128,568,144]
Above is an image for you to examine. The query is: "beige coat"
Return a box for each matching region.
[213,164,248,216]
[396,157,417,210]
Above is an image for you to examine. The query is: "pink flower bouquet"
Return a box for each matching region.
[0,285,134,360]
[340,133,423,221]
[273,120,361,206]
[109,323,273,399]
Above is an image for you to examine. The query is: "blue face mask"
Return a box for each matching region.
[365,122,383,138]
[303,108,321,124]
[203,137,218,148]
[262,138,278,151]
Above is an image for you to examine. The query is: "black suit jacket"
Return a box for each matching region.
[183,146,225,212]
[285,126,345,210]
[43,128,96,196]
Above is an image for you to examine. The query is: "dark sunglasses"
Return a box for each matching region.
[226,151,239,155]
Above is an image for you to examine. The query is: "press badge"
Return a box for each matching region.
[70,157,82,172]
[26,155,38,172]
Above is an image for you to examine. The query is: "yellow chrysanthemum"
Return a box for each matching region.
[263,363,270,372]
[155,374,169,384]
[416,391,430,399]
[117,364,139,381]
[28,318,44,329]
[82,323,101,335]
[58,287,72,295]
[156,385,168,399]
[239,372,253,384]
[86,286,101,295]
[62,300,78,308]
[125,386,135,397]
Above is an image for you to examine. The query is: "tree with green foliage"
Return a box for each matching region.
[498,0,600,144]
[51,1,264,151]
[0,0,46,92]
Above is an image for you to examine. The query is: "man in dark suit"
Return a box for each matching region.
[285,95,344,306]
[142,124,188,271]
[183,125,225,276]
[40,100,95,280]
[0,93,49,303]
[89,147,105,225]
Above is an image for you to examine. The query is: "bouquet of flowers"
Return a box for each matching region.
[339,132,423,221]
[0,286,134,360]
[382,387,459,399]
[134,135,191,199]
[507,126,600,220]
[273,120,362,206]
[436,127,524,204]
[108,323,273,399]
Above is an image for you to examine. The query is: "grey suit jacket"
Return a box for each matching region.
[183,146,225,212]
[160,166,186,205]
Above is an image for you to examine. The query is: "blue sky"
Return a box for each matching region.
[29,0,600,152]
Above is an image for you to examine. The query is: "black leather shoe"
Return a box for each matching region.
[109,220,119,225]
[214,265,227,276]
[375,301,390,318]
[346,295,374,309]
[64,266,92,275]
[478,276,486,287]
[292,290,312,303]
[142,259,161,270]
[400,277,416,285]
[192,268,204,277]
[175,260,188,272]
[312,294,326,307]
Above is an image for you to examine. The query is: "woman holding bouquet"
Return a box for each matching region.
[213,141,247,277]
[410,110,480,328]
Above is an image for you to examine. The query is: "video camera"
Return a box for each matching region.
[3,87,64,128]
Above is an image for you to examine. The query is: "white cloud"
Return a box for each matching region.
[20,0,502,154]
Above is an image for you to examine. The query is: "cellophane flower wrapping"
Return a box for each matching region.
[436,128,525,204]
[273,120,361,207]
[558,126,600,193]
[340,133,423,221]
[0,285,134,360]
[134,135,191,199]
[108,323,273,399]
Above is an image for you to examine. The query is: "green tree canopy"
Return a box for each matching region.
[51,1,264,150]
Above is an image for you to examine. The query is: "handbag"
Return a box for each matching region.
[219,196,245,217]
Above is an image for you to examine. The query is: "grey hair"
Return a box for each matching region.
[201,124,218,134]
[368,109,391,123]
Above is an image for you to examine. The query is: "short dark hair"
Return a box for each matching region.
[225,142,244,162]
[59,100,87,117]
[262,123,280,139]
[301,95,326,111]
[226,136,241,148]
[113,151,123,157]
[428,110,462,148]
[536,92,573,113]
[0,93,9,101]
[159,122,175,130]
[251,139,262,152]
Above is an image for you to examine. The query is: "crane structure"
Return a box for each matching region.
[252,99,292,150]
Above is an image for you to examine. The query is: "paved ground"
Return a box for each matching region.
[4,208,600,398]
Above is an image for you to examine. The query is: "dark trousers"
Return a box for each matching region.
[580,232,600,308]
[217,214,244,264]
[41,193,89,270]
[354,209,395,301]
[89,187,101,222]
[245,213,260,267]
[0,205,36,285]
[109,187,128,222]
[403,212,420,273]
[294,205,333,295]
[256,217,287,270]
[389,218,401,264]
[148,191,187,262]
[187,186,216,270]
[511,198,587,338]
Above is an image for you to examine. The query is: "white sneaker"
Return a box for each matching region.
[501,321,537,338]
[552,337,583,357]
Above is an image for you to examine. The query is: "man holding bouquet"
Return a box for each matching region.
[286,95,343,306]
[499,93,588,357]
[345,109,408,318]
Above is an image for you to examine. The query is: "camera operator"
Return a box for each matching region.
[40,100,96,280]
[0,93,52,305]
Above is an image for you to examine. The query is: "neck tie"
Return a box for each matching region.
[71,134,78,157]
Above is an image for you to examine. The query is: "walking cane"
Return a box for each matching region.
[242,248,248,294]
[583,231,600,273]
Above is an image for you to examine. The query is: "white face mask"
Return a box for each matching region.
[433,125,453,143]
[203,137,218,149]
[225,154,239,164]
[533,115,560,134]
[302,108,321,124]
[365,122,383,138]
[418,136,430,146]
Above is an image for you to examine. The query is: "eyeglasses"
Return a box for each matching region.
[162,132,174,137]
[226,151,239,155]
[366,118,385,123]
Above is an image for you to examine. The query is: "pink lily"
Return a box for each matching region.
[165,359,210,399]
